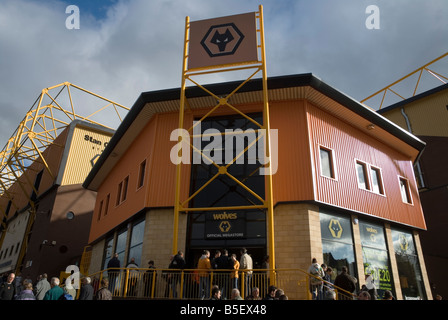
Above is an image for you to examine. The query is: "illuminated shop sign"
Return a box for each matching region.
[205,211,246,239]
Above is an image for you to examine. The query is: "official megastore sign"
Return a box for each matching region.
[170,121,278,175]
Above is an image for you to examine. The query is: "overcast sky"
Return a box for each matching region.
[0,0,447,146]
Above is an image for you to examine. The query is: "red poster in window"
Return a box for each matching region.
[188,12,258,70]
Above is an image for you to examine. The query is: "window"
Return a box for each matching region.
[115,228,128,264]
[359,220,395,299]
[104,194,110,216]
[98,200,103,221]
[319,147,335,179]
[102,237,114,276]
[355,161,385,195]
[128,219,146,266]
[122,176,129,202]
[399,177,412,204]
[391,229,427,299]
[137,160,146,189]
[356,161,369,190]
[320,211,357,285]
[116,176,129,206]
[116,182,122,206]
[370,166,384,195]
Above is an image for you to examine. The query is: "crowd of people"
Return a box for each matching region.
[104,247,284,300]
[2,254,442,300]
[192,248,287,300]
[307,257,398,300]
[0,272,112,300]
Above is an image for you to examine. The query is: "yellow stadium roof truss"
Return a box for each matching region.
[0,82,128,199]
[362,52,448,109]
[0,82,128,272]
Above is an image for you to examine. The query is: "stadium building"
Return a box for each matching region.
[0,120,114,280]
[83,73,432,300]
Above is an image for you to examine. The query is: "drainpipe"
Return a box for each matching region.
[401,107,426,188]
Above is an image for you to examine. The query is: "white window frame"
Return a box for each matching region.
[319,145,337,180]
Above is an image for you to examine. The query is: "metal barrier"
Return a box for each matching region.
[86,268,357,300]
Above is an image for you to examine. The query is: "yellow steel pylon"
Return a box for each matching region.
[173,5,276,283]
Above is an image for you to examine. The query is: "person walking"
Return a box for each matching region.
[214,249,232,298]
[107,253,120,295]
[263,285,277,300]
[307,258,325,300]
[240,248,253,297]
[197,250,211,299]
[78,277,94,300]
[230,254,239,291]
[34,273,51,300]
[245,287,261,300]
[15,282,36,300]
[322,265,335,300]
[231,288,243,300]
[334,266,356,300]
[43,277,64,300]
[95,278,112,300]
[169,251,185,298]
[144,260,156,297]
[0,273,16,300]
[364,272,377,300]
[126,258,139,297]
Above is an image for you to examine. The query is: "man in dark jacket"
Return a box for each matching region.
[168,251,185,298]
[263,285,277,300]
[107,253,120,295]
[0,273,16,300]
[334,266,356,300]
[214,249,232,298]
[78,277,94,300]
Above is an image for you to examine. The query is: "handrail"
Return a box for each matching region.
[78,267,358,300]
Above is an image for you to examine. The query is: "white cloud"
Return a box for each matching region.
[0,0,447,145]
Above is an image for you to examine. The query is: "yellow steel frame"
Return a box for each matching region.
[173,5,276,283]
[0,82,129,273]
[362,52,448,109]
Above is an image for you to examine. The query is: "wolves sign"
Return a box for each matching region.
[188,12,258,70]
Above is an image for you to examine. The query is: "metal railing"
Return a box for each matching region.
[85,268,357,300]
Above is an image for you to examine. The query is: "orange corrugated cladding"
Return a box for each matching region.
[305,102,425,229]
[88,98,426,242]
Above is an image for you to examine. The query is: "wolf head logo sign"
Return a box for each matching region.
[201,23,244,57]
[210,28,235,52]
[188,12,258,70]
